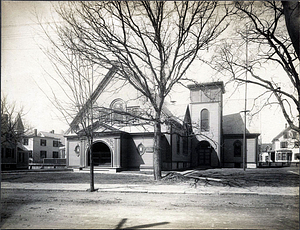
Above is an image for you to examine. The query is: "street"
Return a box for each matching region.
[1,189,299,229]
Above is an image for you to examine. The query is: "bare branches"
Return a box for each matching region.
[41,1,231,180]
[213,1,300,133]
[1,95,30,146]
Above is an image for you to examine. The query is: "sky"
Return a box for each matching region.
[1,1,294,142]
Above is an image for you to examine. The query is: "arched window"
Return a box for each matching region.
[110,99,126,123]
[233,140,242,157]
[200,109,209,132]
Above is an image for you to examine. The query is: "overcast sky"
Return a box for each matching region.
[1,1,292,142]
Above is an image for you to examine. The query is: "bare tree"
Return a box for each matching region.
[213,1,299,134]
[38,37,107,191]
[1,95,29,149]
[47,1,232,180]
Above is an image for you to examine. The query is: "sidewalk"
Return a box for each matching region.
[2,182,298,196]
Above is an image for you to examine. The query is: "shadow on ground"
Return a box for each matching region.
[115,218,169,229]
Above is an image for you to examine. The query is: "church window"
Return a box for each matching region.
[200,109,209,132]
[127,106,140,123]
[177,136,181,154]
[233,140,242,157]
[110,99,126,123]
[138,143,145,155]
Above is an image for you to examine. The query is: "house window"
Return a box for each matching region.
[277,152,282,160]
[23,138,29,145]
[53,140,59,147]
[292,131,298,139]
[40,151,47,159]
[18,152,24,162]
[233,140,242,157]
[40,139,47,146]
[280,141,288,148]
[200,109,209,132]
[294,141,299,148]
[283,132,288,139]
[53,151,59,158]
[6,148,14,158]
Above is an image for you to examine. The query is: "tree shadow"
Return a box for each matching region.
[115,218,169,229]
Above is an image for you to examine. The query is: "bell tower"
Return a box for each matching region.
[187,82,225,167]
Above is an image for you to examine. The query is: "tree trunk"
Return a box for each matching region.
[153,113,162,181]
[282,1,300,59]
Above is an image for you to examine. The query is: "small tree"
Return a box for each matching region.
[38,38,107,191]
[1,95,29,150]
[213,1,299,134]
[49,1,232,180]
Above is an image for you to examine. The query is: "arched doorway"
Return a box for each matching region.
[87,142,112,167]
[196,141,211,166]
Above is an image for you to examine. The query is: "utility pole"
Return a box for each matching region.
[242,24,249,171]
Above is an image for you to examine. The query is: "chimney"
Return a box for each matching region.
[285,123,288,129]
[50,130,54,134]
[34,129,37,136]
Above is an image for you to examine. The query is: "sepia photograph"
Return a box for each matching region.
[1,1,299,229]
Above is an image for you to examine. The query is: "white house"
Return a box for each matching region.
[271,125,300,164]
[23,129,65,165]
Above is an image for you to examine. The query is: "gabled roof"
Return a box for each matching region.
[15,114,24,133]
[271,126,292,142]
[69,67,118,132]
[67,67,181,134]
[222,113,250,135]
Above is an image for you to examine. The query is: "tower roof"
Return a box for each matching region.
[187,81,225,94]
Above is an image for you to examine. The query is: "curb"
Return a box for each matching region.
[2,186,298,196]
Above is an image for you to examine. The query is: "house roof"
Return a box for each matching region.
[271,126,291,142]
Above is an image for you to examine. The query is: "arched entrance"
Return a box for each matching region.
[87,142,112,167]
[196,141,211,166]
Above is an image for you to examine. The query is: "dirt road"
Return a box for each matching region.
[1,189,299,229]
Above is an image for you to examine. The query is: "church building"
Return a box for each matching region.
[65,69,260,171]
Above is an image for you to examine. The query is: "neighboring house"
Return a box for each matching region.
[65,68,260,171]
[258,143,273,162]
[271,125,299,164]
[23,129,65,165]
[1,114,29,170]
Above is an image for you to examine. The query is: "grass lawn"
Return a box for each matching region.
[1,166,299,187]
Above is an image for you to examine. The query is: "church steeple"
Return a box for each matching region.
[183,106,193,135]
